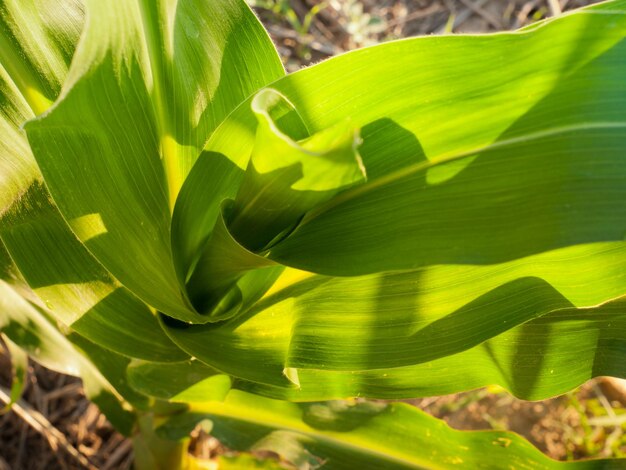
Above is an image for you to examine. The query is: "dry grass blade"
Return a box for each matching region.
[547,0,563,15]
[385,3,446,29]
[101,439,133,470]
[458,0,503,28]
[601,377,626,405]
[435,0,490,33]
[0,384,98,470]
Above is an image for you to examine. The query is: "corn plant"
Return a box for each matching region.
[1,0,625,468]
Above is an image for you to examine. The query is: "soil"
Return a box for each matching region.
[254,0,602,71]
[410,382,626,461]
[2,0,620,469]
[0,352,131,470]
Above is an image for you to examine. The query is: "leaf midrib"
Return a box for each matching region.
[296,121,626,228]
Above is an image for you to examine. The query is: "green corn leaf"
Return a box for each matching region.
[0,280,138,434]
[0,4,188,362]
[133,413,193,470]
[23,0,284,322]
[1,198,188,362]
[67,332,152,412]
[0,334,28,413]
[133,0,285,205]
[0,0,83,115]
[185,205,280,318]
[157,389,622,469]
[127,359,232,403]
[214,454,286,470]
[155,412,213,442]
[184,2,626,277]
[169,86,314,292]
[246,295,626,402]
[268,12,626,274]
[0,239,22,289]
[160,1,626,402]
[185,89,364,317]
[161,241,626,401]
[229,88,364,252]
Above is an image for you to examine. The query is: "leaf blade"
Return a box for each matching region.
[162,242,626,401]
[0,280,139,434]
[164,390,621,469]
[0,3,187,361]
[23,0,285,321]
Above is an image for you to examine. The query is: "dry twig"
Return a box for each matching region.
[458,0,503,28]
[547,0,563,15]
[436,0,490,33]
[0,384,97,470]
